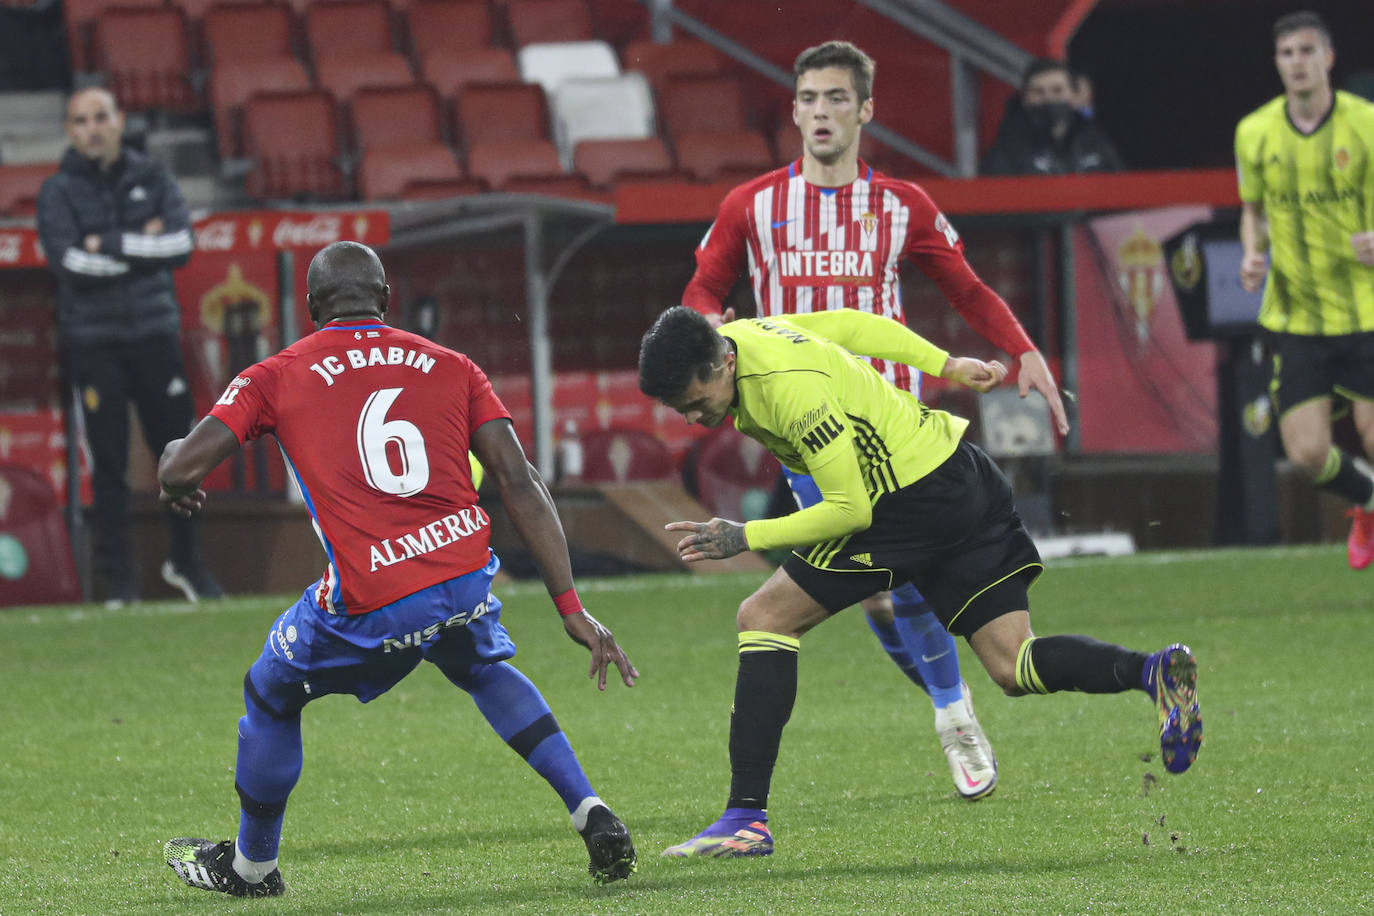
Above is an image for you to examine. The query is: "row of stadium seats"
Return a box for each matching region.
[66,0,647,72]
[0,162,54,217]
[239,81,789,201]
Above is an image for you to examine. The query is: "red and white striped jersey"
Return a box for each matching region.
[209,319,510,615]
[682,159,1033,392]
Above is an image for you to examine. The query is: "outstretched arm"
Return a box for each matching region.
[471,418,637,689]
[158,416,241,516]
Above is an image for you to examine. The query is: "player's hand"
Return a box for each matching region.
[143,217,165,235]
[1352,231,1374,266]
[1017,350,1070,436]
[83,234,101,253]
[159,487,206,518]
[943,356,1007,393]
[1240,251,1269,292]
[666,517,748,561]
[703,307,736,329]
[562,610,638,689]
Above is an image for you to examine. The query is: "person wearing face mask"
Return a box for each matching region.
[980,59,1124,176]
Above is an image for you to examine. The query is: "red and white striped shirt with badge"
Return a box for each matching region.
[682,159,1033,393]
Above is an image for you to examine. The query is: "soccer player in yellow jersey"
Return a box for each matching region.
[639,306,1202,858]
[1235,10,1374,569]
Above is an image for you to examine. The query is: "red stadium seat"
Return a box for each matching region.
[506,0,593,46]
[456,82,550,145]
[243,89,349,199]
[621,38,724,94]
[674,130,773,182]
[659,73,748,139]
[305,0,394,58]
[398,175,488,200]
[0,163,57,217]
[406,0,491,62]
[94,7,199,113]
[316,55,415,102]
[171,0,265,27]
[467,139,564,189]
[588,0,647,48]
[579,428,675,482]
[573,137,674,188]
[202,3,295,65]
[0,464,83,607]
[211,58,311,157]
[422,47,519,101]
[359,146,464,199]
[64,0,161,71]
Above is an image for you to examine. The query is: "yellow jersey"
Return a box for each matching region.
[1235,91,1374,335]
[723,310,968,551]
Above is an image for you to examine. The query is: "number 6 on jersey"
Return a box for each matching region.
[357,387,429,496]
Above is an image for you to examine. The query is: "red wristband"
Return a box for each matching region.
[552,587,583,617]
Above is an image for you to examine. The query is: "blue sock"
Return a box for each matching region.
[866,612,930,694]
[446,661,595,812]
[892,584,964,710]
[234,696,302,863]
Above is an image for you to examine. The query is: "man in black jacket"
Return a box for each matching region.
[981,59,1124,176]
[37,87,222,606]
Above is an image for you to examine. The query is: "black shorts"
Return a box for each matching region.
[1269,331,1374,417]
[782,440,1043,637]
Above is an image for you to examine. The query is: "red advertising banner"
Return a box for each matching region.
[0,208,391,270]
[1075,206,1219,453]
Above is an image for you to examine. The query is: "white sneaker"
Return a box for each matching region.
[935,681,998,800]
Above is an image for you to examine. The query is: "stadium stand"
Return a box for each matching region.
[0,162,56,217]
[406,0,492,62]
[422,47,519,102]
[548,73,655,169]
[658,73,750,140]
[93,7,198,113]
[621,38,725,94]
[506,0,594,46]
[64,0,162,72]
[674,129,773,183]
[517,40,620,96]
[211,59,311,159]
[351,83,465,200]
[242,88,348,198]
[307,0,416,102]
[573,136,675,189]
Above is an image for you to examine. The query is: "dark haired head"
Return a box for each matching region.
[1021,58,1070,93]
[793,40,875,102]
[1273,10,1331,46]
[306,241,389,324]
[638,306,727,401]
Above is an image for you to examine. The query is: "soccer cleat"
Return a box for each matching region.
[937,681,998,800]
[165,838,285,898]
[161,559,226,602]
[1346,508,1374,570]
[662,809,773,858]
[578,805,637,884]
[1143,644,1202,775]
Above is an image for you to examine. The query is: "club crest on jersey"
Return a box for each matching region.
[778,249,875,287]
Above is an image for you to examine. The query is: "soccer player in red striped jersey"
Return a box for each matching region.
[681,41,1070,802]
[157,242,638,897]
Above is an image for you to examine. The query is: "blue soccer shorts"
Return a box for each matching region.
[245,551,515,717]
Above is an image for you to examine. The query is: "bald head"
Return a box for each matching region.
[66,88,124,170]
[306,241,389,325]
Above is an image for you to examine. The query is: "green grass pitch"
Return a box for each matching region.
[3,544,1373,914]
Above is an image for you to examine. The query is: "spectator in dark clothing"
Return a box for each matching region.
[981,59,1124,176]
[37,87,223,606]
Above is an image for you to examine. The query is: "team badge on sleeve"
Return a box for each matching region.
[216,376,251,407]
